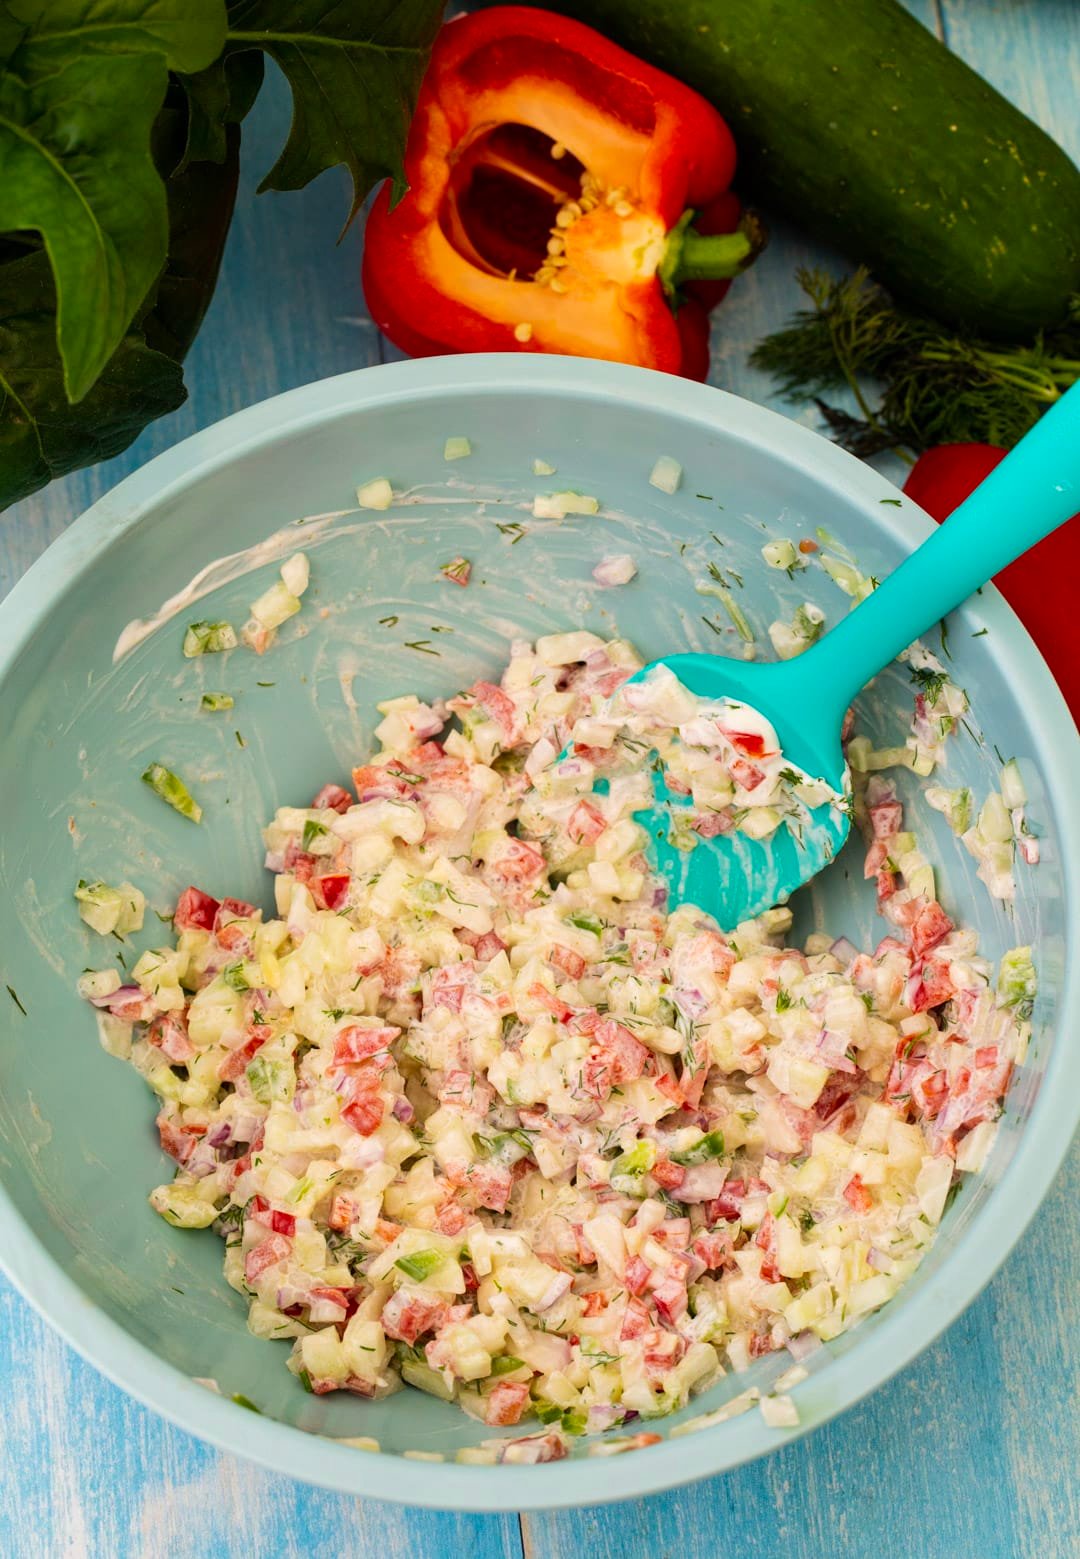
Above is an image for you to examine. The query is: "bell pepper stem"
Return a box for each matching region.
[660,211,768,296]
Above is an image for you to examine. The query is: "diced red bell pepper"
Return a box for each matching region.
[650,1157,686,1191]
[550,943,586,980]
[332,1023,399,1067]
[567,799,607,845]
[174,886,220,931]
[363,7,763,381]
[244,1233,291,1283]
[312,873,350,911]
[312,782,353,813]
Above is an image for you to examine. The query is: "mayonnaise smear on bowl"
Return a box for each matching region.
[79,632,1034,1449]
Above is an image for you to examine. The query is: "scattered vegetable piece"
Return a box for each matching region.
[74,880,145,937]
[357,478,394,511]
[201,693,234,713]
[649,455,682,495]
[443,437,472,461]
[183,621,237,658]
[761,539,799,572]
[533,491,600,519]
[532,459,556,476]
[142,763,202,824]
[592,555,638,588]
[440,557,472,587]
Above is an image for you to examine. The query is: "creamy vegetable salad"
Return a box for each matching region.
[79,628,1035,1457]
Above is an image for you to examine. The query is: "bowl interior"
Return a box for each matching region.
[0,365,1066,1473]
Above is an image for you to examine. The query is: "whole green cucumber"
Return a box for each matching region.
[549,0,1080,337]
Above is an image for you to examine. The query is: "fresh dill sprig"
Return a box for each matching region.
[751,268,1080,457]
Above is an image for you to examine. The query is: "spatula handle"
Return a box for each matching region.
[794,381,1080,721]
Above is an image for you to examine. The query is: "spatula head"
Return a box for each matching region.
[636,755,851,930]
[622,653,851,932]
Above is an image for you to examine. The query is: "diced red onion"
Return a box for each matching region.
[185,1142,220,1178]
[785,1330,823,1363]
[88,983,142,1011]
[533,1271,573,1312]
[309,1297,349,1323]
[392,1096,415,1123]
[829,937,859,963]
[275,1282,311,1310]
[206,1121,233,1148]
[677,1163,729,1202]
[263,850,285,873]
[685,1254,708,1284]
[586,1403,622,1432]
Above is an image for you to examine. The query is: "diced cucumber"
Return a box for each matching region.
[142,764,202,823]
[183,620,237,657]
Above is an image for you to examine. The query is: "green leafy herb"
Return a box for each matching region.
[231,1392,262,1413]
[404,640,439,656]
[6,984,26,1016]
[775,988,793,1013]
[752,268,1080,457]
[565,910,604,936]
[910,664,948,706]
[200,692,234,712]
[378,615,399,628]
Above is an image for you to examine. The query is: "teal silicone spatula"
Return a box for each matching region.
[623,382,1080,930]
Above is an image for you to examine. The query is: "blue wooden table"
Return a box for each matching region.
[2,5,1077,1555]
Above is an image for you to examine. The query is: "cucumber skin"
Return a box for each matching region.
[550,0,1080,338]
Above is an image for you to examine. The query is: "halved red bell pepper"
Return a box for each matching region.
[362,6,762,380]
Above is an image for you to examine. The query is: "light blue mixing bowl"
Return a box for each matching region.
[0,356,1075,1510]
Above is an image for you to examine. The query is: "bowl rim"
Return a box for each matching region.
[0,353,1076,1511]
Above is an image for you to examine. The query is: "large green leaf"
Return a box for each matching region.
[224,0,445,226]
[0,100,239,511]
[0,1,226,401]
